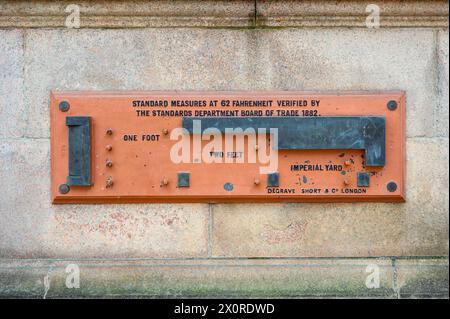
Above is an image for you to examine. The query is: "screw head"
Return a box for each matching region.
[254,178,260,185]
[161,178,169,186]
[106,128,113,135]
[105,145,112,151]
[59,101,70,112]
[106,176,113,188]
[58,184,70,194]
[387,100,397,111]
[105,159,113,167]
[224,182,233,191]
[162,128,169,135]
[387,181,398,192]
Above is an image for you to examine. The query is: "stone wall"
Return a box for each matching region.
[0,0,448,298]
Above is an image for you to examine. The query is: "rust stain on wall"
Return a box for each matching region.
[53,210,187,240]
[260,220,308,244]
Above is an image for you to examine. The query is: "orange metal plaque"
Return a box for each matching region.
[51,91,406,203]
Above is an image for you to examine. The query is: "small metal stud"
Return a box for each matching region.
[161,178,169,186]
[105,145,112,151]
[162,128,169,135]
[105,159,113,167]
[58,183,70,194]
[254,178,260,185]
[106,128,113,135]
[224,182,233,191]
[106,177,113,188]
[387,100,398,111]
[59,101,70,112]
[387,181,398,192]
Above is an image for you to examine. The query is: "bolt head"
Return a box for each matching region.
[58,184,70,194]
[59,101,70,112]
[105,160,113,167]
[105,145,112,151]
[387,100,398,111]
[387,181,398,192]
[106,177,113,188]
[224,182,234,191]
[106,128,113,135]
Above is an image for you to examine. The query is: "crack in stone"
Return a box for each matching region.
[43,265,53,299]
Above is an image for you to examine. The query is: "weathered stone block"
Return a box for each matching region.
[23,29,258,138]
[0,139,209,258]
[212,138,449,257]
[0,259,395,298]
[253,28,437,137]
[0,30,25,138]
[23,29,437,138]
[396,259,449,298]
[256,0,449,28]
[0,0,255,28]
[436,29,449,137]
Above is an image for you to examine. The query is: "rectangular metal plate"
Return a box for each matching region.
[66,116,92,186]
[51,91,405,203]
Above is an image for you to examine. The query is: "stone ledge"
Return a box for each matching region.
[0,258,447,298]
[1,0,255,28]
[0,0,447,28]
[396,259,449,298]
[257,0,449,28]
[0,258,396,298]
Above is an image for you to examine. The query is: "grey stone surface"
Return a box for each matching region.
[0,0,447,28]
[212,138,449,257]
[436,29,449,137]
[256,0,449,28]
[0,0,255,28]
[253,28,437,138]
[0,258,395,298]
[0,8,447,298]
[4,27,447,260]
[0,30,25,139]
[24,28,437,138]
[2,258,448,298]
[23,29,257,138]
[0,139,209,258]
[396,259,449,298]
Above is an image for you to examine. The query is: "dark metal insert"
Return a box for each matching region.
[177,172,190,187]
[66,116,92,186]
[357,172,370,187]
[182,116,386,167]
[267,172,280,187]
